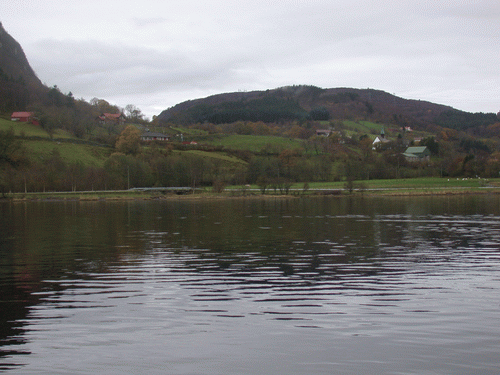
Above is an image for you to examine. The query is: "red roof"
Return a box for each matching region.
[103,113,122,119]
[98,113,124,122]
[11,112,34,118]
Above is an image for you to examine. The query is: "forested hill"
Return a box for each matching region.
[0,22,48,111]
[158,85,498,132]
[1,21,497,134]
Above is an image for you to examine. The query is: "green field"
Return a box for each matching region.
[181,149,247,164]
[24,139,111,167]
[170,126,208,136]
[225,177,496,191]
[359,177,491,189]
[201,134,305,152]
[0,118,111,167]
[0,117,73,139]
[342,120,383,134]
[295,177,492,190]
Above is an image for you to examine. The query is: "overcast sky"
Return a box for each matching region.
[1,0,499,118]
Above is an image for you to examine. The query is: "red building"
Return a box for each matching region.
[97,113,125,125]
[11,112,34,122]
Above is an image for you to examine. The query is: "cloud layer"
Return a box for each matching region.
[1,0,499,117]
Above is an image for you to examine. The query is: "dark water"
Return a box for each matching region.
[1,196,500,374]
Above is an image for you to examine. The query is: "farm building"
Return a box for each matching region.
[97,113,125,125]
[141,132,169,141]
[316,129,332,136]
[11,112,34,122]
[403,146,431,162]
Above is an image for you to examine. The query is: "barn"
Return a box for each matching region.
[11,112,34,122]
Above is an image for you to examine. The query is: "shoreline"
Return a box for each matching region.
[3,186,500,202]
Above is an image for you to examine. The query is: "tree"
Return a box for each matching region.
[344,176,355,193]
[358,136,373,161]
[0,128,25,167]
[47,85,63,106]
[0,128,28,195]
[90,97,120,114]
[420,137,439,155]
[125,104,144,123]
[115,125,141,155]
[309,107,330,121]
[212,178,227,193]
[256,176,269,194]
[104,153,154,189]
[42,148,67,191]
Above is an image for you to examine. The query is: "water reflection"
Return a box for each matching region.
[1,196,500,374]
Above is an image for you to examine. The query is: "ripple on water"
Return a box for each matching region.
[3,201,500,374]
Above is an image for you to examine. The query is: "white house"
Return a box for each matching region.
[141,132,169,141]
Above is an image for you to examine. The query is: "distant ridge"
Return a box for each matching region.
[157,86,456,129]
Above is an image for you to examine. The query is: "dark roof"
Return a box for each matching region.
[404,146,428,154]
[403,146,430,159]
[141,132,169,137]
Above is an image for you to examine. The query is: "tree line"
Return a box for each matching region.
[2,80,500,196]
[4,117,500,196]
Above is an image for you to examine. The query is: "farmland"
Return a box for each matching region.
[199,134,305,153]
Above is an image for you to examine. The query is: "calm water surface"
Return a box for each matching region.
[1,196,500,374]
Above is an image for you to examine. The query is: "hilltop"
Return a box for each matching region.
[158,86,450,126]
[158,85,498,132]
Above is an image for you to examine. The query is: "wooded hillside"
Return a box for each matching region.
[158,85,498,132]
[1,23,500,196]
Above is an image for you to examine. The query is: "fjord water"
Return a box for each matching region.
[1,196,500,374]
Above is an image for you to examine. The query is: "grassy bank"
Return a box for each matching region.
[3,177,500,202]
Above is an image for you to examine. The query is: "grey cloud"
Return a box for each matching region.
[29,37,247,100]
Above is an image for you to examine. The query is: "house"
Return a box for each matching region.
[403,146,431,162]
[11,112,34,122]
[372,136,389,146]
[141,132,169,141]
[316,129,332,137]
[97,113,125,125]
[372,127,390,149]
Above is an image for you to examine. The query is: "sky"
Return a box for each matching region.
[1,0,499,119]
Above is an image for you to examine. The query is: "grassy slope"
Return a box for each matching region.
[181,149,247,164]
[202,134,304,152]
[1,118,111,167]
[1,119,249,169]
[25,139,111,167]
[342,120,382,134]
[0,117,73,138]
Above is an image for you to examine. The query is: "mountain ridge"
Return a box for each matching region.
[157,85,461,129]
[0,23,497,133]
